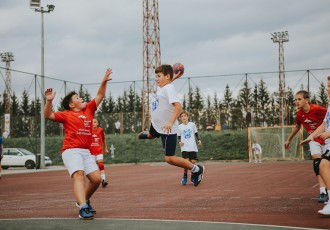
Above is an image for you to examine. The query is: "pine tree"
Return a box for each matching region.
[317,82,328,108]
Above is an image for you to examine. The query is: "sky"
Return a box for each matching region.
[1,0,330,102]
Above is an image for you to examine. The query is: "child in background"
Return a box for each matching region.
[177,111,202,185]
[252,139,262,163]
[90,118,109,188]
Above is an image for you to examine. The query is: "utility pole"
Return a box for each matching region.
[271,31,289,125]
[0,52,14,138]
[31,2,55,168]
[142,0,161,131]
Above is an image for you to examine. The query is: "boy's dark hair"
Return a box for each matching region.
[155,64,173,80]
[296,90,309,99]
[61,91,77,110]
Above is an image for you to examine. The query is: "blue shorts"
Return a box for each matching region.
[150,124,176,156]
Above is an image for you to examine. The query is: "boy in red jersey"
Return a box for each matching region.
[285,90,328,202]
[90,118,109,187]
[44,68,113,220]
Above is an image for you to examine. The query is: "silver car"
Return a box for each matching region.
[1,148,52,169]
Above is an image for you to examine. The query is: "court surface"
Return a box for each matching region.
[0,161,328,229]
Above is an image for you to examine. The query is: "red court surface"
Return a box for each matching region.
[0,161,329,229]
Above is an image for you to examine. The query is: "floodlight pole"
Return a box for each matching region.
[34,5,55,169]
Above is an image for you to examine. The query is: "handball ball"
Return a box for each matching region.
[173,63,184,76]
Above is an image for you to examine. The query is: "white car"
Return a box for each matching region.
[1,148,52,169]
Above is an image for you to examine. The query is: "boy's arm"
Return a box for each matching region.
[94,68,113,107]
[102,131,109,154]
[301,121,326,144]
[44,88,56,121]
[163,102,182,133]
[284,124,301,148]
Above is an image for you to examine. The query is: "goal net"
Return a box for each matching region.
[247,126,304,162]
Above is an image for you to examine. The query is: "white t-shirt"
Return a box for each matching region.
[323,107,330,145]
[151,83,180,134]
[252,143,262,154]
[178,122,199,152]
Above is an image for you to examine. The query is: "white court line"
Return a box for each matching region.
[0,218,324,230]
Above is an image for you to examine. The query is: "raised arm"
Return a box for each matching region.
[94,68,113,107]
[44,88,56,121]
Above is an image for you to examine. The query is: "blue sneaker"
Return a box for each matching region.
[79,204,94,220]
[191,175,195,184]
[138,131,155,139]
[192,165,205,187]
[319,193,329,203]
[76,200,96,214]
[181,175,187,185]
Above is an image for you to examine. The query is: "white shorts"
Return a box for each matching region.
[62,148,99,177]
[254,150,261,155]
[309,141,327,156]
[92,154,104,161]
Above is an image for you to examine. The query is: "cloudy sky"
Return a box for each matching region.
[1,0,330,101]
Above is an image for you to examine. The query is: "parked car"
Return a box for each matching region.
[1,148,52,169]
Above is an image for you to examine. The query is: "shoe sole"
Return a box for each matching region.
[78,215,94,220]
[102,181,108,188]
[318,211,330,215]
[194,166,205,187]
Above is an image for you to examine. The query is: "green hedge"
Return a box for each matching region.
[2,130,252,165]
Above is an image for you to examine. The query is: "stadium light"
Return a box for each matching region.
[32,4,55,169]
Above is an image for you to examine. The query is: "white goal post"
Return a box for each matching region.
[247,126,304,162]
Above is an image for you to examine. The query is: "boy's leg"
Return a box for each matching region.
[310,142,329,202]
[86,170,102,200]
[161,134,204,186]
[318,158,330,214]
[72,170,88,206]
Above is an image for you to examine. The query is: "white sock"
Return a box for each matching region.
[79,203,87,209]
[320,187,327,194]
[191,165,199,173]
[101,174,106,180]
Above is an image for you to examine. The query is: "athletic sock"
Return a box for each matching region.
[101,174,106,180]
[79,203,87,209]
[320,187,327,194]
[191,164,199,173]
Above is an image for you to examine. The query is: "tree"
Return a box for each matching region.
[257,79,271,126]
[221,84,234,127]
[317,82,328,108]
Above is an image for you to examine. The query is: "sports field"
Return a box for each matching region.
[0,161,328,230]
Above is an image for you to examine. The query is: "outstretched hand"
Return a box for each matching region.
[104,68,113,82]
[45,88,56,101]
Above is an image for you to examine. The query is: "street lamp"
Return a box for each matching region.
[31,3,55,169]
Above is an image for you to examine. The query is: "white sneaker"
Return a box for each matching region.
[318,203,330,215]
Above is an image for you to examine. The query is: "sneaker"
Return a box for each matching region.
[138,131,154,139]
[192,165,205,187]
[318,203,330,215]
[102,179,108,188]
[181,175,187,185]
[191,175,195,184]
[318,193,329,203]
[79,204,94,220]
[76,200,96,214]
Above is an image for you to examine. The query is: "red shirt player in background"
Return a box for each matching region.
[90,118,109,188]
[285,90,328,203]
[44,68,113,220]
